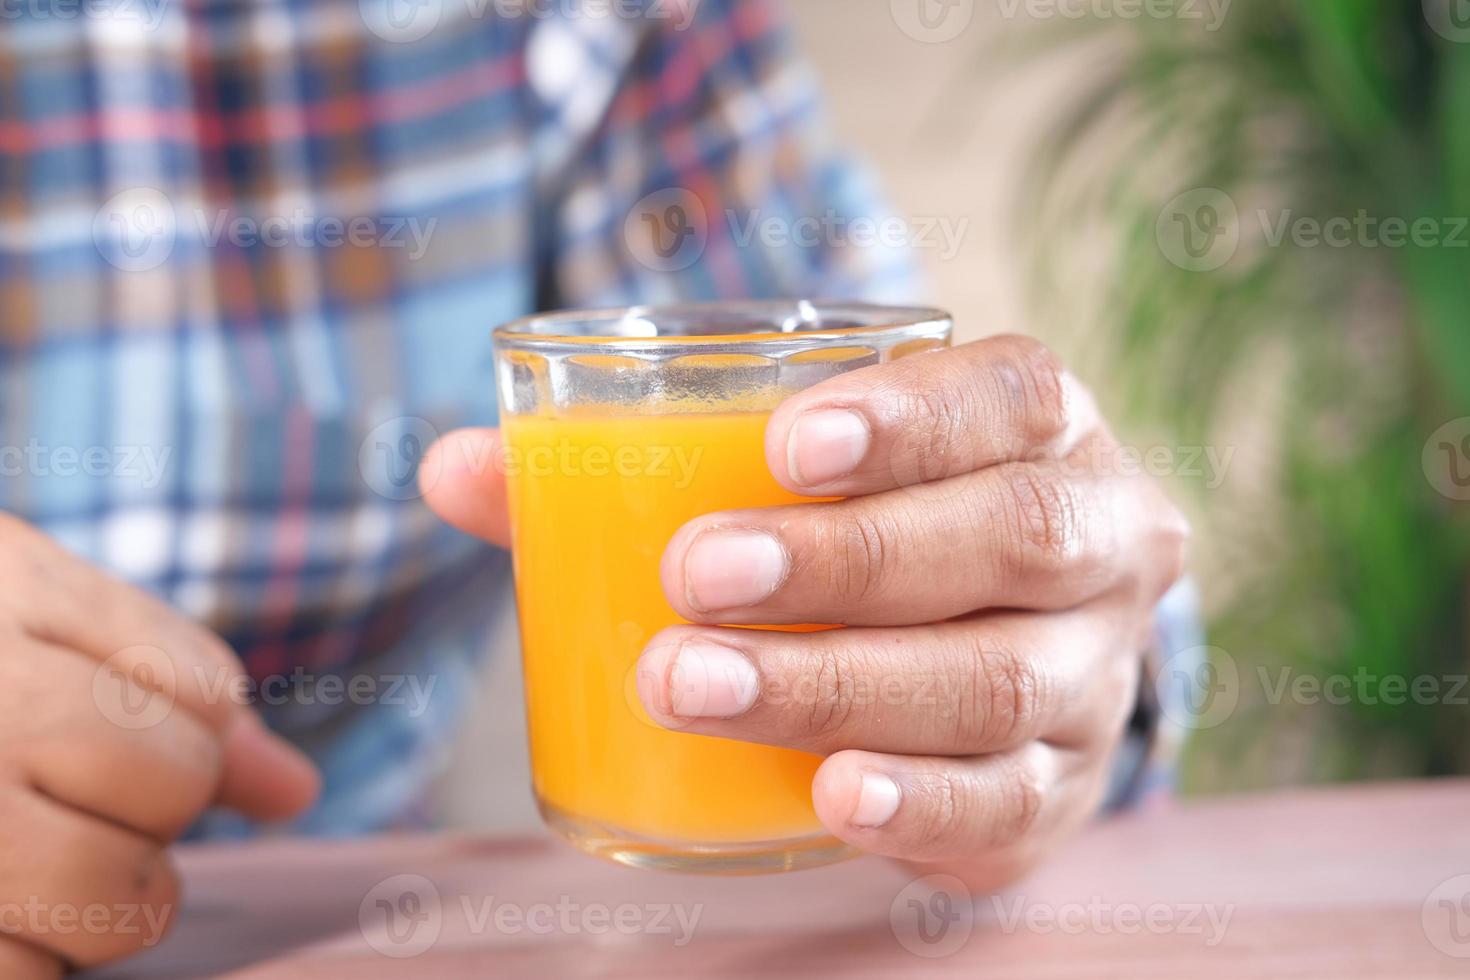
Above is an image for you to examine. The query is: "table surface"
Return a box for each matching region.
[89,780,1470,979]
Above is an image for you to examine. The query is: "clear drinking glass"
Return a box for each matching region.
[493,301,953,874]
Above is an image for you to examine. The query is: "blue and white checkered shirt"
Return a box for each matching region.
[0,0,1187,836]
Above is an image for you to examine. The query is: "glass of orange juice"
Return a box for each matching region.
[493,301,953,874]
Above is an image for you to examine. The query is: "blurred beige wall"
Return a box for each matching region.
[437,1,1058,829]
[790,0,1066,349]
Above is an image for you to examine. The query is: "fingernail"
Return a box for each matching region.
[788,409,870,487]
[684,528,787,611]
[852,771,902,828]
[668,642,761,718]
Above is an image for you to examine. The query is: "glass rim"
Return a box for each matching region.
[493,300,953,356]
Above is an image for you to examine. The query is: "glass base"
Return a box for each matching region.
[537,798,856,875]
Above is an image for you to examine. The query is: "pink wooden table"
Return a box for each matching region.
[91,780,1470,978]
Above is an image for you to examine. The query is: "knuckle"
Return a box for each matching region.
[886,370,972,484]
[995,760,1047,848]
[798,644,861,744]
[150,726,225,838]
[916,380,969,468]
[1129,483,1191,604]
[990,335,1070,449]
[1000,467,1082,578]
[52,838,179,963]
[974,645,1045,749]
[820,509,893,605]
[922,769,963,846]
[1156,500,1192,590]
[86,851,180,965]
[133,849,181,916]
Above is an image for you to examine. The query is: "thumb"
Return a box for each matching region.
[421,427,512,549]
[215,712,321,822]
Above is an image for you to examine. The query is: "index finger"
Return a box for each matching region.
[0,516,319,819]
[764,335,1100,496]
[0,515,241,735]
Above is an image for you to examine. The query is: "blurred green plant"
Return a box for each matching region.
[1021,0,1470,788]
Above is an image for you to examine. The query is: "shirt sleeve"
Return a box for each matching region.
[529,0,923,308]
[1101,579,1207,811]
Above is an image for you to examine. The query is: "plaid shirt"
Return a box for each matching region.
[0,0,1188,836]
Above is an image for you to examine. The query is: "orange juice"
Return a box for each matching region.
[503,409,825,846]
